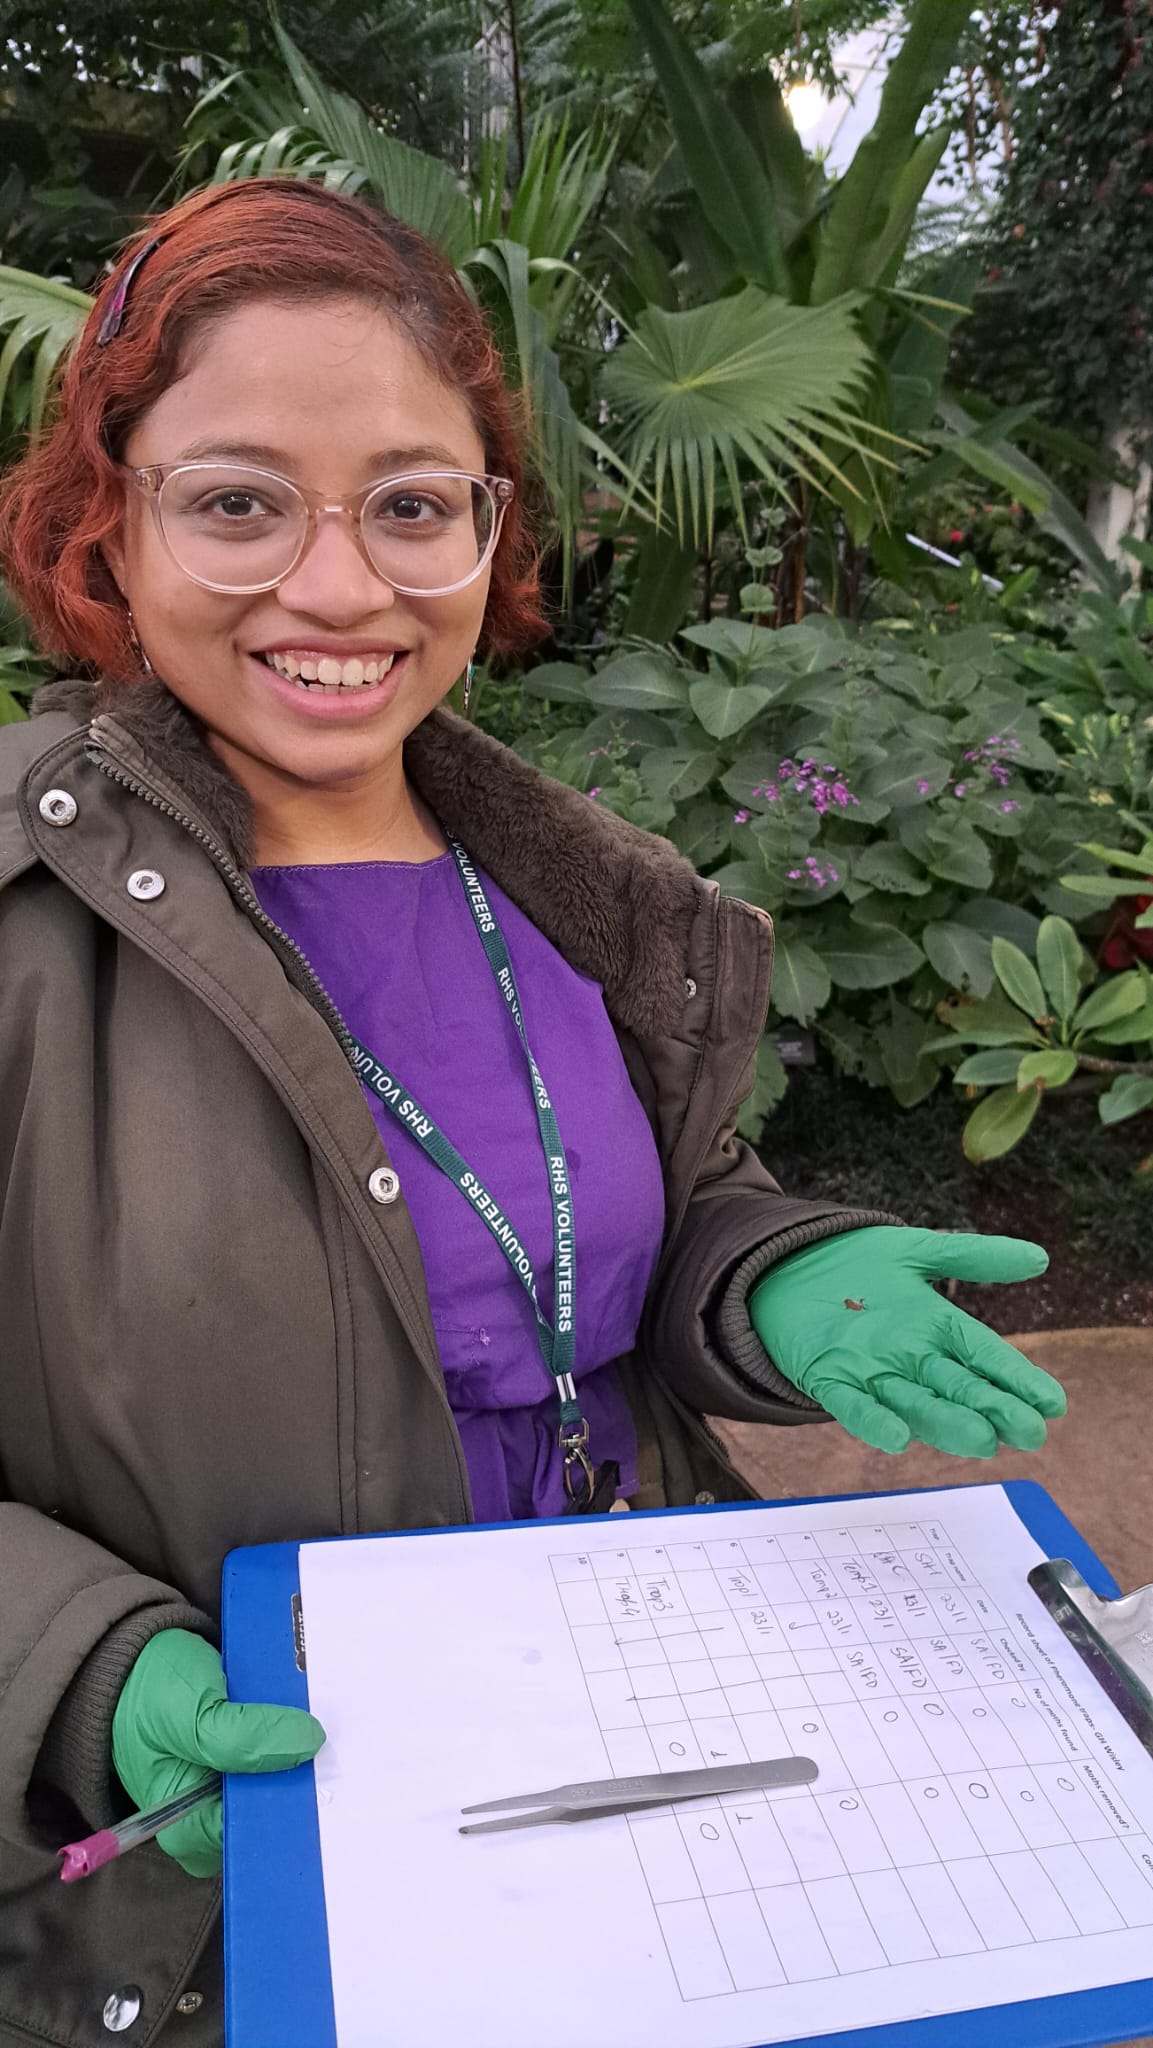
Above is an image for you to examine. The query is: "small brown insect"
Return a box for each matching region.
[843,1297,866,1312]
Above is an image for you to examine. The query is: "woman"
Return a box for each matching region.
[0,180,1064,2045]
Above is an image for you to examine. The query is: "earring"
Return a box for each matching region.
[125,607,153,678]
[462,656,475,717]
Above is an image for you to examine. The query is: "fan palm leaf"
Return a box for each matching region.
[0,267,92,433]
[602,288,881,545]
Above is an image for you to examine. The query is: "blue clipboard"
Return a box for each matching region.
[221,1480,1153,2048]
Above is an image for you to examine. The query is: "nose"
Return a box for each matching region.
[274,506,396,622]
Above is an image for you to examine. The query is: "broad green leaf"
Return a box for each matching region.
[639,746,717,805]
[953,1050,1026,1087]
[679,619,780,665]
[851,844,932,896]
[933,394,1123,596]
[1073,972,1146,1033]
[623,530,698,645]
[963,1082,1043,1163]
[586,653,688,712]
[604,288,876,545]
[991,937,1047,1022]
[519,662,593,704]
[810,0,972,303]
[626,0,789,296]
[1017,1049,1078,1092]
[1035,916,1084,1024]
[712,860,778,915]
[922,921,995,998]
[936,991,1042,1047]
[1077,841,1153,877]
[923,824,994,892]
[0,264,92,430]
[1099,1075,1153,1124]
[819,922,924,991]
[770,933,831,1023]
[950,896,1041,952]
[1091,1004,1153,1045]
[0,687,28,724]
[876,998,937,1088]
[735,1035,789,1140]
[858,751,951,808]
[689,677,775,739]
[1059,872,1148,900]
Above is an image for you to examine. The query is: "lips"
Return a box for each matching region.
[256,649,399,690]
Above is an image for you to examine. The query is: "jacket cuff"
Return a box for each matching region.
[715,1211,904,1403]
[37,1602,217,1831]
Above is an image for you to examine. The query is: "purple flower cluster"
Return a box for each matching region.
[752,759,859,816]
[787,855,840,889]
[962,733,1020,787]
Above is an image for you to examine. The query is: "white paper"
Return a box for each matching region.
[298,1486,1153,2047]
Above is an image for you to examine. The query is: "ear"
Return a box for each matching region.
[100,526,127,598]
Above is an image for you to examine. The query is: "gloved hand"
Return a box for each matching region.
[111,1629,326,1878]
[748,1226,1066,1457]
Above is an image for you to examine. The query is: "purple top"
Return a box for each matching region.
[250,853,666,1521]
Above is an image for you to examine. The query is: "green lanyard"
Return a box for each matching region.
[348,840,592,1504]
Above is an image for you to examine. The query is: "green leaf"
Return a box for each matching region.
[953,1050,1026,1087]
[626,0,789,295]
[851,844,932,896]
[922,921,995,997]
[1035,916,1084,1024]
[735,1035,789,1140]
[1077,841,1153,877]
[949,897,1042,952]
[679,618,780,665]
[0,686,29,725]
[623,530,698,645]
[991,937,1047,1022]
[819,921,924,991]
[770,933,831,1023]
[1073,972,1146,1033]
[923,823,994,891]
[639,746,717,805]
[963,1083,1043,1163]
[935,990,1042,1047]
[0,264,92,430]
[810,0,972,302]
[519,662,593,704]
[858,751,952,809]
[688,677,775,739]
[1017,1049,1078,1092]
[1059,872,1148,900]
[1099,1075,1153,1125]
[603,288,876,546]
[586,652,688,711]
[1091,1004,1153,1045]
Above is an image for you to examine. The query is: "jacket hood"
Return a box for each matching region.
[22,674,704,1039]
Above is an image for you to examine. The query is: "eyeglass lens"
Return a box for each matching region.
[155,467,499,593]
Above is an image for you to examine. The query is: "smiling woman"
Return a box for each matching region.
[0,178,1065,2048]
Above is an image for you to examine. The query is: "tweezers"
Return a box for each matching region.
[459,1754,817,1834]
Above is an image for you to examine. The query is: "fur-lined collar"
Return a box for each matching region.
[32,676,702,1037]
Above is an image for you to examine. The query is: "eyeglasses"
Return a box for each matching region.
[120,463,515,596]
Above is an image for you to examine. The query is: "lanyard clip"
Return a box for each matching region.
[560,1418,595,1505]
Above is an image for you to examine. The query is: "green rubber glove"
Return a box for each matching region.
[748,1226,1066,1457]
[111,1629,326,1878]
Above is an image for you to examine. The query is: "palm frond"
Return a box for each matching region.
[0,266,92,433]
[601,289,881,545]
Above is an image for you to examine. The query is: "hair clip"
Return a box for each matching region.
[96,237,163,347]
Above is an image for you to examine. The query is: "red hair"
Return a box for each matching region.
[0,179,546,677]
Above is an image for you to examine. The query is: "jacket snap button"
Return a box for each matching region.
[694,1490,716,1506]
[102,1987,142,2032]
[368,1167,400,1205]
[685,977,697,998]
[175,1992,204,2017]
[39,788,77,826]
[126,869,166,901]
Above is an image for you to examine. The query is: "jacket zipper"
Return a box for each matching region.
[90,747,361,1064]
[88,738,474,1523]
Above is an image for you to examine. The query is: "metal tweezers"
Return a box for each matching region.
[459,1755,818,1834]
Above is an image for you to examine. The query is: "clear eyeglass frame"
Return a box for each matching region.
[119,463,516,597]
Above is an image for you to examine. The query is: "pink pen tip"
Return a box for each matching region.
[58,1830,121,1882]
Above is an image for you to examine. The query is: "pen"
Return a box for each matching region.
[58,1780,220,1883]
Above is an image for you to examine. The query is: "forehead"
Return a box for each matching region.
[128,295,485,477]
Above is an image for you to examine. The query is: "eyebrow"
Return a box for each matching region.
[174,438,475,473]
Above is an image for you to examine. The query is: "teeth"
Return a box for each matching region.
[264,651,396,689]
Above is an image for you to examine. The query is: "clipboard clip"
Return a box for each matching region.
[1028,1558,1153,1755]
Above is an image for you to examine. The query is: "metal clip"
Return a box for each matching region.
[560,1419,595,1504]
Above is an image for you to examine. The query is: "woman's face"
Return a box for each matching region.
[105,295,492,797]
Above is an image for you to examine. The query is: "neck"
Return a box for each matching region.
[209,736,448,867]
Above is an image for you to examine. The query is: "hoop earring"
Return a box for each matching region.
[462,656,475,717]
[125,607,153,678]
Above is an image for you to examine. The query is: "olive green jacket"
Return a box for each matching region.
[0,680,887,2047]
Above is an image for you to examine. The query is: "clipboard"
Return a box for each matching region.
[221,1480,1153,2048]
